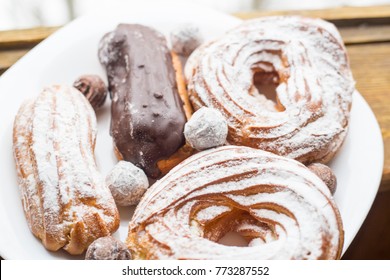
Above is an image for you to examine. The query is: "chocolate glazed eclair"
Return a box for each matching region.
[99,24,187,178]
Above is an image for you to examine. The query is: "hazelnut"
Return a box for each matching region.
[184,107,228,151]
[85,236,132,260]
[308,163,337,195]
[170,24,203,56]
[106,161,149,206]
[73,75,107,110]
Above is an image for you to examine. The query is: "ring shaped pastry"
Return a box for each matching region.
[127,146,344,259]
[185,16,355,164]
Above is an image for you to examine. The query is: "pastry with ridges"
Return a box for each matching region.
[185,16,355,164]
[13,85,119,254]
[127,145,344,260]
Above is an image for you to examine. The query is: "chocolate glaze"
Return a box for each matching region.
[99,24,186,178]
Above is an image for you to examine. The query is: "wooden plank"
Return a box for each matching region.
[234,5,390,25]
[0,5,388,50]
[0,26,58,49]
[346,42,390,191]
[0,24,388,74]
[339,25,390,45]
[0,49,29,74]
[342,190,390,259]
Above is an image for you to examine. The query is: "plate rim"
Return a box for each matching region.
[0,3,384,259]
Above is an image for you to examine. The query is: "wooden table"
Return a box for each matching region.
[0,5,389,259]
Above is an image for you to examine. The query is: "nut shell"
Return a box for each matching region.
[184,107,228,151]
[85,236,132,260]
[106,161,149,206]
[308,163,337,195]
[170,24,203,56]
[73,75,107,110]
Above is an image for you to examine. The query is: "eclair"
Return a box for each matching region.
[99,24,190,178]
[13,85,119,254]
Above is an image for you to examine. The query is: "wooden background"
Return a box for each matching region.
[0,5,389,259]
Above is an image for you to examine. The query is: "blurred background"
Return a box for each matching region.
[0,0,390,30]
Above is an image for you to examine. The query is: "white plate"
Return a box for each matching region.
[0,2,384,259]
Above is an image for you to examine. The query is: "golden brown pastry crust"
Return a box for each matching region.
[171,51,193,120]
[155,51,196,176]
[13,85,119,255]
[185,16,354,165]
[127,146,344,260]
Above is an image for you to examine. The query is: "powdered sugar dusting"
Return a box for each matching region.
[13,85,119,253]
[196,205,231,222]
[184,107,228,150]
[127,146,343,259]
[185,16,354,164]
[106,161,149,206]
[170,23,203,56]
